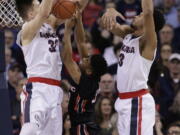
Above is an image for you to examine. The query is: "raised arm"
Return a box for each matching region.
[21,0,54,45]
[75,14,89,58]
[141,0,157,60]
[61,19,81,84]
[100,8,134,38]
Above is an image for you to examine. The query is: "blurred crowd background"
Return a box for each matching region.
[3,0,180,135]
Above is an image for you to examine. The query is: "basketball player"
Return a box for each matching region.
[100,0,165,134]
[15,0,68,135]
[61,14,107,135]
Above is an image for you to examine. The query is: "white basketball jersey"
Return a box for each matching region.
[117,34,155,93]
[17,23,62,80]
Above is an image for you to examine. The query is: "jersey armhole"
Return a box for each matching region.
[137,37,156,62]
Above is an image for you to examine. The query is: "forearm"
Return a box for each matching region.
[62,30,73,62]
[75,17,89,58]
[39,0,54,18]
[76,17,85,44]
[79,0,89,12]
[142,0,153,15]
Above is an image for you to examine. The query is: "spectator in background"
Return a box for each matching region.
[11,78,27,135]
[99,73,115,99]
[5,47,13,79]
[160,44,173,67]
[155,53,180,119]
[83,31,100,55]
[173,7,180,53]
[5,29,26,75]
[8,64,23,104]
[154,111,164,135]
[149,44,172,97]
[116,0,141,24]
[155,111,164,135]
[165,91,180,127]
[159,24,174,46]
[163,0,179,28]
[5,47,13,68]
[95,97,117,135]
[62,113,71,135]
[103,44,119,69]
[5,29,15,48]
[83,0,103,28]
[166,121,180,135]
[153,0,163,8]
[167,54,180,93]
[106,43,122,77]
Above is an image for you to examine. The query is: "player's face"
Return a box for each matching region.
[80,57,92,74]
[131,13,144,30]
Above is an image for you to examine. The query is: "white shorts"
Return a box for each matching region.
[21,82,63,135]
[114,93,155,135]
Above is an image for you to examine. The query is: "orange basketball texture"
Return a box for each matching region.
[52,0,77,19]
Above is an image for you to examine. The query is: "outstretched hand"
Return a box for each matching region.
[100,8,125,31]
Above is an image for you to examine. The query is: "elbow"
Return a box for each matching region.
[40,13,50,20]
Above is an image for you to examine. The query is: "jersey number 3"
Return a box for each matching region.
[118,53,125,67]
[48,39,58,52]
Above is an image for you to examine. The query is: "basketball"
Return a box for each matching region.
[52,0,77,19]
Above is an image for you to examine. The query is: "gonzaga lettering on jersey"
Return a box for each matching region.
[117,34,155,93]
[17,23,62,80]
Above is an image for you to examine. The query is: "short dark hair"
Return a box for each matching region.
[153,9,166,33]
[90,55,107,79]
[9,63,22,72]
[15,0,34,19]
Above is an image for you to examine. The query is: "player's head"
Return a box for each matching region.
[80,55,107,79]
[15,0,40,21]
[131,9,165,34]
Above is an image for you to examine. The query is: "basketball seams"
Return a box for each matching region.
[59,1,75,15]
[52,0,76,19]
[52,2,60,15]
